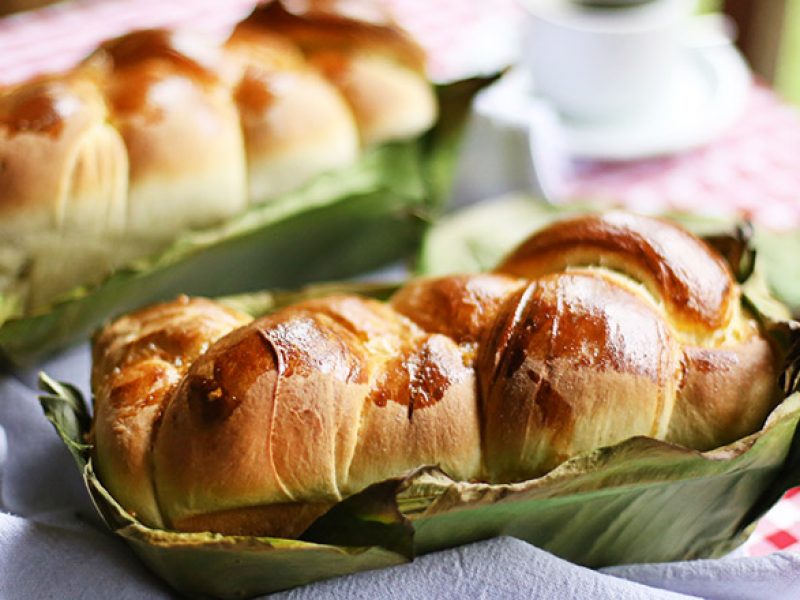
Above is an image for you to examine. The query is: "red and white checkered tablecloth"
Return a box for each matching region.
[745,488,800,557]
[1,0,799,558]
[567,85,800,231]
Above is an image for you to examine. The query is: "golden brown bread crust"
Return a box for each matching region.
[91,214,782,538]
[0,3,436,310]
[0,74,125,225]
[308,50,437,146]
[497,212,736,338]
[242,0,436,146]
[242,0,427,73]
[390,274,526,346]
[223,25,359,201]
[150,295,480,535]
[0,0,61,15]
[91,296,251,526]
[83,30,248,237]
[479,273,680,480]
[0,74,129,308]
[669,334,777,450]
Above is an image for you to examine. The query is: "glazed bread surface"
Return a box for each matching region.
[91,214,781,538]
[223,24,359,202]
[83,30,249,239]
[242,0,437,146]
[0,0,435,312]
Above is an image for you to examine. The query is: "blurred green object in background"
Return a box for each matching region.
[696,0,722,12]
[776,0,800,106]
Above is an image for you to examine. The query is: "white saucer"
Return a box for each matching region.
[477,40,751,162]
[559,42,752,161]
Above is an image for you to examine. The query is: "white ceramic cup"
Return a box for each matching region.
[520,0,695,122]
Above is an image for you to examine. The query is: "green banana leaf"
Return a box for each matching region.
[0,77,490,367]
[416,194,800,312]
[39,244,800,598]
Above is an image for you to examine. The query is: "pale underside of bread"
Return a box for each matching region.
[669,335,778,450]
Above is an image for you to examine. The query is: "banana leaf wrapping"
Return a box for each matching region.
[0,78,490,367]
[40,209,800,599]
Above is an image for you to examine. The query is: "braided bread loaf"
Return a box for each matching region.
[0,0,435,311]
[91,213,780,537]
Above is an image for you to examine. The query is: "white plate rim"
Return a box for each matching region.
[558,42,752,161]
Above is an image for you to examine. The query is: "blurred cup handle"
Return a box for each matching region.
[680,13,738,49]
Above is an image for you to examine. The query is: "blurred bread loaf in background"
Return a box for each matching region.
[0,0,437,312]
[241,0,436,146]
[224,20,360,202]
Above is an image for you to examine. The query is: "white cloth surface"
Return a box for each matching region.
[1,345,798,599]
